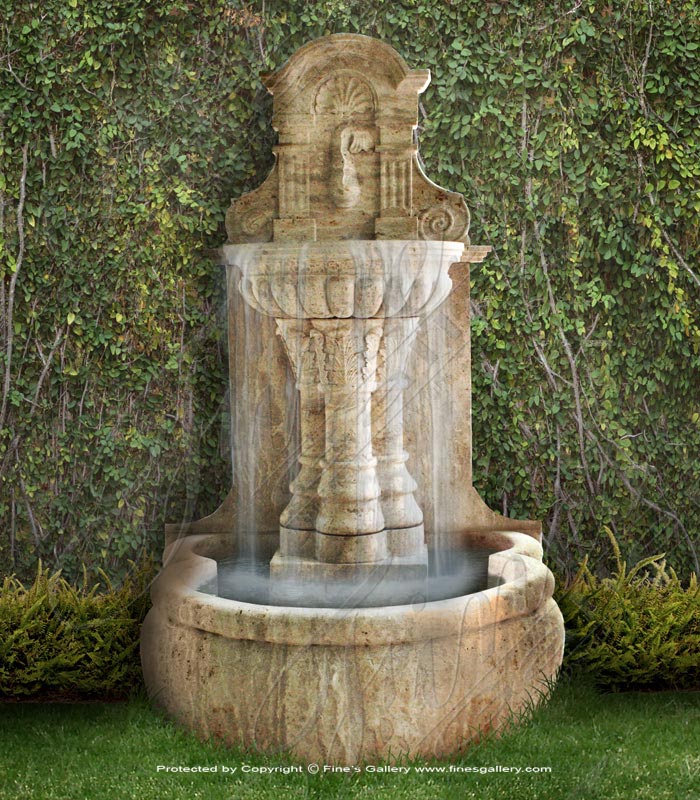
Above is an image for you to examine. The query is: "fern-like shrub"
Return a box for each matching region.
[0,563,152,699]
[556,529,700,691]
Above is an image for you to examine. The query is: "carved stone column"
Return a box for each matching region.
[375,145,418,239]
[275,320,324,559]
[373,317,424,557]
[272,144,317,242]
[311,318,386,563]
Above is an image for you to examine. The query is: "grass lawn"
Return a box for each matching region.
[1,676,698,800]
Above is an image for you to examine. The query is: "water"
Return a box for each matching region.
[199,544,493,609]
[221,242,491,609]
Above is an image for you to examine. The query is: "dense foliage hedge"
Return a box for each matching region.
[557,529,700,690]
[1,0,698,581]
[1,550,696,700]
[0,563,150,698]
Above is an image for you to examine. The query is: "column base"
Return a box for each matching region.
[269,546,429,608]
[315,529,388,563]
[280,525,389,563]
[386,523,425,557]
[280,526,315,559]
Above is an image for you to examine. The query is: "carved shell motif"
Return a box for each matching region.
[314,74,376,117]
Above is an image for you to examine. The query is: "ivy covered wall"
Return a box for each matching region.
[1,0,698,581]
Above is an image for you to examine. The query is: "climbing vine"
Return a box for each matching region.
[1,0,698,581]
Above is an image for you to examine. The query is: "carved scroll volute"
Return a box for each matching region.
[225,176,277,243]
[417,193,471,244]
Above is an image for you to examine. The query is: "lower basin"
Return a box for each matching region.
[140,529,564,764]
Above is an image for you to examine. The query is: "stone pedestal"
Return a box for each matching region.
[312,319,385,543]
[373,317,424,555]
[273,315,430,590]
[276,320,324,533]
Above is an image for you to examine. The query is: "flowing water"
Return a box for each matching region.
[219,243,487,609]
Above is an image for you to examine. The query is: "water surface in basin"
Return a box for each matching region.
[199,545,494,609]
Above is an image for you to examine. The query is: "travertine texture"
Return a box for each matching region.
[223,35,470,245]
[220,34,483,574]
[142,530,564,764]
[224,240,478,572]
[143,33,564,764]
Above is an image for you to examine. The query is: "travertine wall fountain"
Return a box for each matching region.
[141,34,564,764]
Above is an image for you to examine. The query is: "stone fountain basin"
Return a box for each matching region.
[222,239,465,318]
[141,529,564,764]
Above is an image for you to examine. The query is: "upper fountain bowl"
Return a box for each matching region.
[221,240,465,319]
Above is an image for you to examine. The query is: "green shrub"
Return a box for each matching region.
[556,529,700,691]
[0,563,151,699]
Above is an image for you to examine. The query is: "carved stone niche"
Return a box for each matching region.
[224,34,471,244]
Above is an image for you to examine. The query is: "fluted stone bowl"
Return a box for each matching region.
[221,240,465,319]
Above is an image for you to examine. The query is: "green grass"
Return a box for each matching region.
[0,677,698,800]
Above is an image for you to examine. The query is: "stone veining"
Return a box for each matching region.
[141,33,564,766]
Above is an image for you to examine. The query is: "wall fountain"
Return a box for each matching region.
[141,33,564,764]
